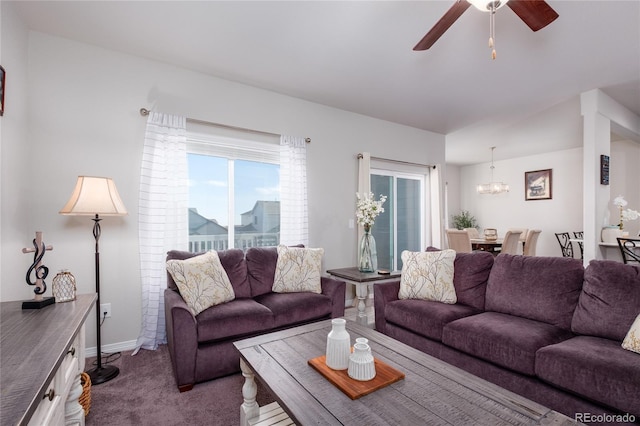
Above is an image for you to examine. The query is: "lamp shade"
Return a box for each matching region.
[60,176,128,216]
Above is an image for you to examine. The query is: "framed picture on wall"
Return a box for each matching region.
[0,65,4,117]
[525,169,552,201]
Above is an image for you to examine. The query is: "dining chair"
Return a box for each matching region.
[573,231,584,260]
[555,232,574,258]
[509,228,529,243]
[464,228,480,239]
[500,230,523,255]
[523,230,542,256]
[446,229,472,253]
[617,237,640,265]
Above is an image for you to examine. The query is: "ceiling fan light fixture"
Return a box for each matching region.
[477,147,510,195]
[467,0,509,12]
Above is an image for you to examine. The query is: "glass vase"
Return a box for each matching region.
[358,226,377,272]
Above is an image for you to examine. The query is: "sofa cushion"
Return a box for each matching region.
[245,246,278,297]
[255,292,332,328]
[424,248,494,310]
[572,260,640,341]
[385,299,481,342]
[452,251,494,310]
[442,312,574,376]
[536,335,640,417]
[246,246,309,297]
[399,250,457,303]
[272,245,323,294]
[196,298,274,343]
[166,251,236,316]
[166,249,251,298]
[485,254,584,330]
[622,314,640,354]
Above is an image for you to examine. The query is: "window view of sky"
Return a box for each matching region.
[188,154,280,226]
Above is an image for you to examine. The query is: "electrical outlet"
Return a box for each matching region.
[101,303,112,318]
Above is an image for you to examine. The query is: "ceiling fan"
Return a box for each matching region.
[414,0,559,57]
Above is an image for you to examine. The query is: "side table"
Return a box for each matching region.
[326,267,401,327]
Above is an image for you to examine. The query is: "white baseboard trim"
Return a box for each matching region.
[85,339,138,358]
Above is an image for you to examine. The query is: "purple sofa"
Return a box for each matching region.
[374,252,640,421]
[164,246,346,392]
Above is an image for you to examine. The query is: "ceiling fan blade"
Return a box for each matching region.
[507,0,559,32]
[413,0,471,51]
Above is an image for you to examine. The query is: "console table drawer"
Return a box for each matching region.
[28,378,65,426]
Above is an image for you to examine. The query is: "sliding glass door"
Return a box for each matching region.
[371,171,425,271]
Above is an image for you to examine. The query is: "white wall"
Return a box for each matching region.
[458,148,584,257]
[609,139,640,237]
[449,104,640,260]
[0,2,30,301]
[0,11,445,351]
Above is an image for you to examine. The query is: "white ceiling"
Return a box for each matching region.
[11,0,640,165]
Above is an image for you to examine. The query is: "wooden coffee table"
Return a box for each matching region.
[234,320,576,425]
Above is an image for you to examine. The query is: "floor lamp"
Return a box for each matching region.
[60,176,128,385]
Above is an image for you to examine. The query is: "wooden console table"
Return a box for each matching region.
[1,293,96,425]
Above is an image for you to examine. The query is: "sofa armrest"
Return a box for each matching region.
[164,288,198,392]
[321,276,346,318]
[373,280,400,333]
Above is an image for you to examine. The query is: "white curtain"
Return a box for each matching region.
[134,112,188,354]
[357,152,371,243]
[280,135,308,245]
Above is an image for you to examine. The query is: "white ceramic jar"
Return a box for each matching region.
[348,342,376,381]
[355,337,371,353]
[326,318,351,370]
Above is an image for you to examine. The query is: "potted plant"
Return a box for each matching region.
[451,210,478,230]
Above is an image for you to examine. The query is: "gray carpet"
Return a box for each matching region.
[85,345,275,425]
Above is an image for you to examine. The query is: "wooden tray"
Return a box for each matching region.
[308,355,405,400]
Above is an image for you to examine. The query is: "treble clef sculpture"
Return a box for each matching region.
[26,238,50,294]
[22,231,54,308]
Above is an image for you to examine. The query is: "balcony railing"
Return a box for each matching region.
[189,233,279,253]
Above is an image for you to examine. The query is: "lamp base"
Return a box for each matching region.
[86,364,119,385]
[22,297,55,309]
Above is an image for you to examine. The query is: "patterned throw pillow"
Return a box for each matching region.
[272,245,324,294]
[399,249,457,304]
[166,250,235,316]
[622,314,640,354]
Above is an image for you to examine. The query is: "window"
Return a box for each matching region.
[371,168,428,271]
[187,131,280,252]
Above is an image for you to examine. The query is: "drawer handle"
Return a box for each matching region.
[44,389,55,401]
[68,347,76,356]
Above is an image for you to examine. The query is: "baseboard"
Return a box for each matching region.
[85,339,138,358]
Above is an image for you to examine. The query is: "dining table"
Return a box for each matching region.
[470,238,503,255]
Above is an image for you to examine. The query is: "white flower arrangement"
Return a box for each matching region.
[613,195,639,231]
[355,192,387,229]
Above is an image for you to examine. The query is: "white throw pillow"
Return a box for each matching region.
[166,250,235,316]
[622,313,640,354]
[272,245,324,294]
[398,249,457,304]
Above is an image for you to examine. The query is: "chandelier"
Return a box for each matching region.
[477,146,509,194]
